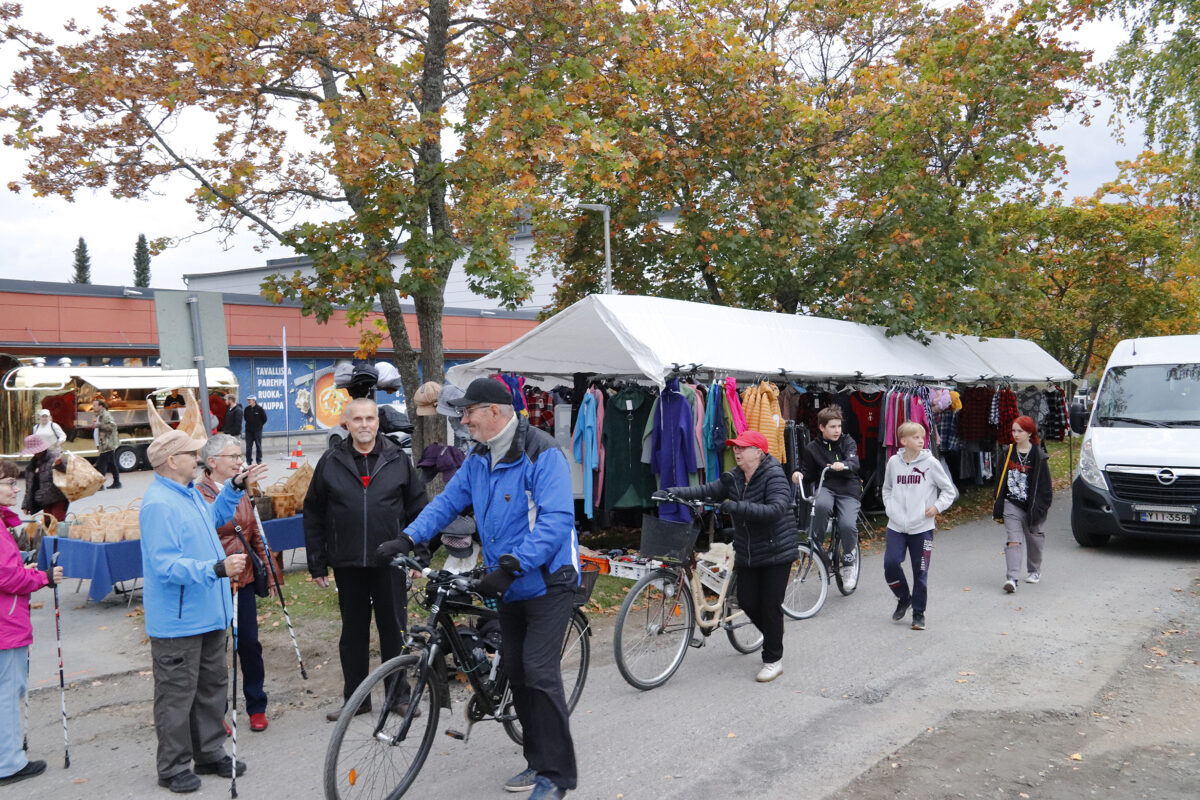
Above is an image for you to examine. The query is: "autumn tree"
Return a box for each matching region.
[1,0,620,452]
[133,233,151,288]
[70,237,91,284]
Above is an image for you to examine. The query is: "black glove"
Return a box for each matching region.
[476,554,521,599]
[376,534,415,566]
[651,490,672,502]
[719,500,738,515]
[44,567,57,589]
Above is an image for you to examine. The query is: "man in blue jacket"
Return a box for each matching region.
[139,430,268,794]
[381,378,580,800]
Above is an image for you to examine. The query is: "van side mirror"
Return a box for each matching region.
[1069,407,1089,435]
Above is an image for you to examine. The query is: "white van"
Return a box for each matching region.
[1072,335,1200,546]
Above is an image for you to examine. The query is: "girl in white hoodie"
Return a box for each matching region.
[881,422,958,630]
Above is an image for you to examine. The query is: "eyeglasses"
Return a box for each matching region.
[0,478,20,488]
[213,453,244,460]
[461,404,493,420]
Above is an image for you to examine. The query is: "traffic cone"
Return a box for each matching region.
[288,439,302,469]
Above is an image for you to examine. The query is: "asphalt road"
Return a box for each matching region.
[18,491,1200,799]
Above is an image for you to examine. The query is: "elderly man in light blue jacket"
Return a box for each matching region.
[139,430,267,794]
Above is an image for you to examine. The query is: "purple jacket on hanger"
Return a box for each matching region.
[651,378,698,523]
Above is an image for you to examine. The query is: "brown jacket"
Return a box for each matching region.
[196,475,282,591]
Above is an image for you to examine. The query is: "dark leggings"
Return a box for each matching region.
[735,561,792,664]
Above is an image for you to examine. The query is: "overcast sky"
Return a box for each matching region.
[0,2,1146,292]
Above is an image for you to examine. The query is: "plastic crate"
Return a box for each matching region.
[608,558,656,581]
[639,515,699,565]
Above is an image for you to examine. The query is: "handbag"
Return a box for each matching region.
[51,452,105,501]
[231,523,271,598]
[993,444,1014,523]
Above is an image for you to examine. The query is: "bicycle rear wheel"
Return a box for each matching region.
[503,607,591,745]
[723,571,764,654]
[782,545,829,619]
[614,568,695,690]
[833,531,861,596]
[324,654,441,800]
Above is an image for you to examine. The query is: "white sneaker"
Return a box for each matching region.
[755,660,783,682]
[841,565,858,590]
[1025,572,1041,584]
[1004,579,1017,593]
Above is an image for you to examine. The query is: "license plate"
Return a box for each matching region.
[1139,511,1191,524]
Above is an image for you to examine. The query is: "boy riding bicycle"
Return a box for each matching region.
[793,407,862,590]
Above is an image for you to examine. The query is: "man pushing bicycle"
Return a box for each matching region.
[377,378,580,800]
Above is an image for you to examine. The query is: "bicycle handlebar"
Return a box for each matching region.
[390,554,483,595]
[651,492,721,510]
[793,465,834,504]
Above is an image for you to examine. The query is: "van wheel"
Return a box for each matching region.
[115,446,141,472]
[1072,525,1108,548]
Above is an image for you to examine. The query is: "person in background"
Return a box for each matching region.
[993,415,1052,593]
[303,398,427,722]
[881,422,958,631]
[660,429,795,682]
[197,434,279,733]
[243,397,268,465]
[20,436,68,523]
[163,389,186,409]
[794,406,862,589]
[139,430,267,794]
[0,459,63,786]
[222,394,243,439]
[31,409,66,454]
[94,397,122,490]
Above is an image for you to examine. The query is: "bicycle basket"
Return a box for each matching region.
[574,561,601,607]
[639,514,699,565]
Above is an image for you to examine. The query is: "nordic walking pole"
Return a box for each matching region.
[252,504,307,679]
[230,578,239,799]
[51,546,70,768]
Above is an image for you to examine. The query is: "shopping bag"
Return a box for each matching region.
[52,452,106,502]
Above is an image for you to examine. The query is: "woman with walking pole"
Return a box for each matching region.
[197,434,280,733]
[0,458,63,785]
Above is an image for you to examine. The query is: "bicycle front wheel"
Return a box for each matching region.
[614,568,695,690]
[782,545,829,619]
[324,654,441,800]
[834,532,861,596]
[502,607,591,745]
[723,571,764,654]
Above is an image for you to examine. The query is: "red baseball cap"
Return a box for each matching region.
[725,430,769,454]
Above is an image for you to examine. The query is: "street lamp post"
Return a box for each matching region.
[578,203,612,294]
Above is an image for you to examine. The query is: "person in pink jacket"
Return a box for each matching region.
[0,459,63,786]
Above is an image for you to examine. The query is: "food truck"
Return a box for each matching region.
[1,358,238,471]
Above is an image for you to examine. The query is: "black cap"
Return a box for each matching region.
[446,377,513,408]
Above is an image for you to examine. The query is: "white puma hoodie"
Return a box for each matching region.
[881,449,958,534]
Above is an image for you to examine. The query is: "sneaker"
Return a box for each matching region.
[504,768,538,793]
[1025,572,1041,584]
[1004,579,1016,593]
[0,760,47,786]
[528,775,568,800]
[194,756,246,778]
[249,712,268,732]
[326,703,371,722]
[156,770,201,793]
[223,720,231,737]
[755,660,783,683]
[911,613,926,630]
[841,565,857,591]
[892,598,912,621]
[842,548,858,567]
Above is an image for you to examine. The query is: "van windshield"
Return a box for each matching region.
[1094,364,1200,427]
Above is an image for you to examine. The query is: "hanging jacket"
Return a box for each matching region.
[668,454,797,568]
[799,434,862,499]
[649,379,698,523]
[741,381,786,459]
[571,391,598,518]
[602,388,656,509]
[993,444,1053,527]
[303,434,428,575]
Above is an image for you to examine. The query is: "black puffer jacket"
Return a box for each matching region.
[304,434,428,575]
[669,455,798,568]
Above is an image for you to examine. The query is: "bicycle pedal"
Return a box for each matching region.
[445,728,468,741]
[688,636,706,649]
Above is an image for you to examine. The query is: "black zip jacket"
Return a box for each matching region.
[993,444,1053,528]
[669,455,798,568]
[799,434,862,499]
[243,405,267,434]
[304,435,428,575]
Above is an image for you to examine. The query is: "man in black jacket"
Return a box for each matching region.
[222,394,243,438]
[242,396,268,464]
[303,398,428,721]
[795,406,862,590]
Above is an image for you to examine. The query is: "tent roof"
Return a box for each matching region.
[447,295,1071,387]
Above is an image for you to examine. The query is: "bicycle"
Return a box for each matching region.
[613,494,764,691]
[781,465,860,620]
[323,556,594,800]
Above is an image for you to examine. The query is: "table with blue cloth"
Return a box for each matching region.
[35,515,307,603]
[37,535,143,604]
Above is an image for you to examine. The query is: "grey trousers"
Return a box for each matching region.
[151,629,229,779]
[1003,500,1044,581]
[813,487,861,557]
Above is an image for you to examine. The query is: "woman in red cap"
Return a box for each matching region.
[660,429,797,682]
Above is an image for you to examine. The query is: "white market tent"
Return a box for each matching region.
[447,294,1072,387]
